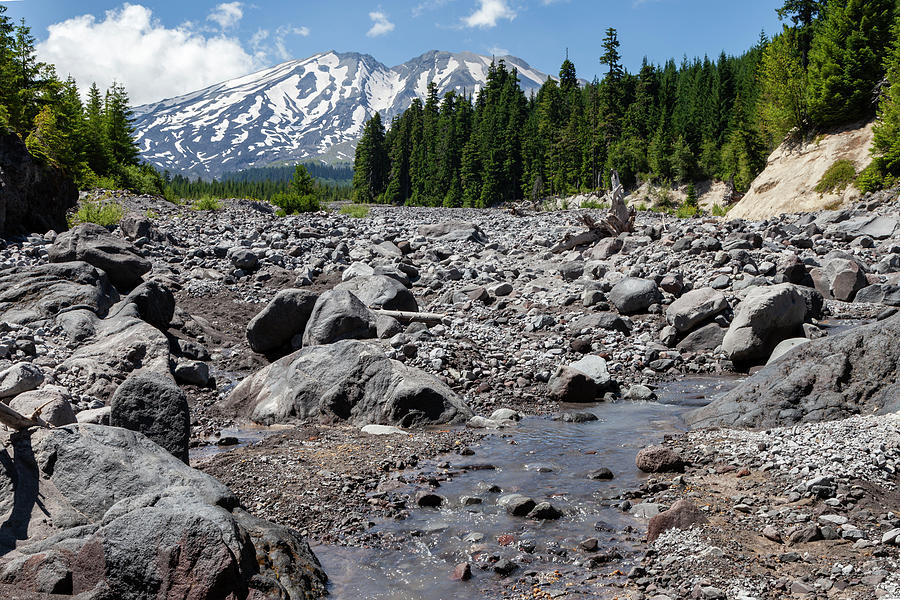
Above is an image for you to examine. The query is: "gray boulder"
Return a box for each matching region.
[676,323,727,352]
[666,287,729,333]
[224,339,472,428]
[609,277,662,315]
[246,288,319,353]
[62,306,171,399]
[48,223,151,291]
[0,261,117,325]
[0,362,43,399]
[334,274,418,312]
[0,424,327,599]
[569,312,632,335]
[8,386,76,426]
[110,372,190,463]
[810,257,867,302]
[855,284,900,306]
[722,283,810,365]
[687,313,900,428]
[417,221,487,243]
[301,290,377,346]
[122,280,175,331]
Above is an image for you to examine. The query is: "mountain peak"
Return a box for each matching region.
[133,50,549,178]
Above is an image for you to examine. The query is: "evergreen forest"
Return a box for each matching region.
[353,0,900,207]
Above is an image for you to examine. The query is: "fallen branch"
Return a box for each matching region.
[0,402,49,431]
[372,309,446,325]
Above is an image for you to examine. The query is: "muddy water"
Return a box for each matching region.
[314,377,740,599]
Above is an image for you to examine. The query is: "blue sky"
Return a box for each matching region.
[3,1,784,105]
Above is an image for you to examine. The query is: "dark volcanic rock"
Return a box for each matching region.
[335,274,418,312]
[122,280,175,331]
[246,288,319,353]
[0,424,327,599]
[687,314,900,428]
[0,132,77,236]
[609,277,662,315]
[225,339,472,428]
[301,289,377,346]
[722,283,811,365]
[110,372,190,463]
[0,261,118,325]
[48,223,151,291]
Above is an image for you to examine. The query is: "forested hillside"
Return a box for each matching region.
[353,0,900,207]
[0,5,154,191]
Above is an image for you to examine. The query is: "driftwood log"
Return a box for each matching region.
[372,309,446,325]
[551,170,635,253]
[0,401,48,431]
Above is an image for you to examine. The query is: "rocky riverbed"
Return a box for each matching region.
[1,188,899,599]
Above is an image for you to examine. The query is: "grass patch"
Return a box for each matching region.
[68,198,125,227]
[711,204,728,217]
[815,159,856,194]
[339,204,370,218]
[191,196,223,211]
[580,199,609,210]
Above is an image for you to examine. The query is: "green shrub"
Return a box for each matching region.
[711,204,728,217]
[270,191,320,214]
[635,202,648,212]
[68,198,125,227]
[815,159,856,193]
[580,199,609,210]
[854,160,897,193]
[191,196,223,211]
[339,204,370,218]
[676,203,700,218]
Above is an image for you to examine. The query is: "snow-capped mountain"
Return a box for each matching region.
[133,50,551,178]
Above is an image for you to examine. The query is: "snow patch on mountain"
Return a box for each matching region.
[133,50,550,178]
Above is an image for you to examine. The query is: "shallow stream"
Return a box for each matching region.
[313,376,740,599]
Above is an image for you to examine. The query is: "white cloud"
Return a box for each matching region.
[367,11,395,37]
[463,0,516,28]
[487,45,510,56]
[36,4,261,105]
[207,2,243,30]
[412,0,453,17]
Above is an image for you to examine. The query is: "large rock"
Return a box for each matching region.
[334,274,418,312]
[647,499,709,542]
[61,306,171,400]
[0,132,77,236]
[687,313,900,428]
[8,386,76,427]
[0,261,118,325]
[0,362,44,399]
[635,445,684,473]
[0,424,327,599]
[122,280,175,331]
[855,284,900,306]
[301,290,377,346]
[246,288,319,353]
[110,372,190,463]
[810,257,868,302]
[676,323,727,352]
[666,288,728,332]
[224,339,472,428]
[48,223,151,291]
[548,355,614,402]
[608,277,662,315]
[828,215,898,240]
[721,283,810,365]
[417,221,487,243]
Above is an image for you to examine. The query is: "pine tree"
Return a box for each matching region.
[105,81,139,166]
[352,112,389,202]
[759,26,808,144]
[863,15,900,188]
[807,0,896,127]
[776,0,826,69]
[25,105,64,166]
[84,83,111,175]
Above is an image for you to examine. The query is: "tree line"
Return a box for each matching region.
[0,6,149,190]
[353,0,900,207]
